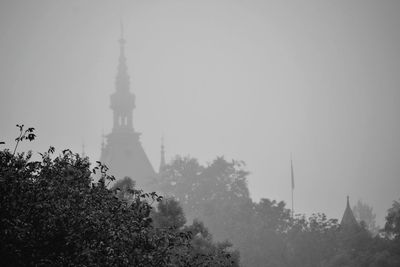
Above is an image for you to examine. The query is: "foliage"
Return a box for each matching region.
[180,220,240,267]
[157,155,400,267]
[152,197,186,230]
[12,124,36,155]
[353,200,379,236]
[151,198,240,267]
[157,156,250,230]
[385,199,400,240]
[285,213,339,267]
[0,126,240,266]
[157,155,253,265]
[0,147,195,266]
[3,124,399,266]
[111,176,137,204]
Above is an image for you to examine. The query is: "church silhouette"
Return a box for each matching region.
[100,29,158,191]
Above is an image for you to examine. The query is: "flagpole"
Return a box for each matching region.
[291,153,294,218]
[291,183,294,218]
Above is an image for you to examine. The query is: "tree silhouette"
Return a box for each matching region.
[353,199,379,236]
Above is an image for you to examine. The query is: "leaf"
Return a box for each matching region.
[26,133,36,141]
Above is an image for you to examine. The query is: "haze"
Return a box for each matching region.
[1,0,399,226]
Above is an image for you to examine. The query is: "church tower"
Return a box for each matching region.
[100,28,156,190]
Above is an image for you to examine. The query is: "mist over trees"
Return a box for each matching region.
[0,128,238,266]
[353,200,379,236]
[385,199,400,240]
[1,127,400,266]
[2,2,400,265]
[156,155,400,267]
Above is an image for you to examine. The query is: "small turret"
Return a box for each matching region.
[340,196,359,230]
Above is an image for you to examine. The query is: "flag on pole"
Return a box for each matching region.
[291,158,295,190]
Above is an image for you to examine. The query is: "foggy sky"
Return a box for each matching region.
[1,0,400,226]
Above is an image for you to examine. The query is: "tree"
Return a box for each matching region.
[321,199,400,267]
[151,197,240,266]
[157,156,251,231]
[154,153,400,267]
[0,125,240,266]
[111,176,136,204]
[239,199,292,267]
[156,155,253,265]
[0,132,189,266]
[152,197,186,229]
[353,200,379,236]
[385,199,400,240]
[181,220,240,267]
[286,213,340,267]
[157,155,204,220]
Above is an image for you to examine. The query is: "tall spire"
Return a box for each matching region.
[159,136,166,173]
[110,21,135,131]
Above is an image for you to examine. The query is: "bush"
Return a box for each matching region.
[0,126,239,266]
[0,147,189,266]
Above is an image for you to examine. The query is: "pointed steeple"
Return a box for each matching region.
[340,196,359,229]
[159,136,166,173]
[110,21,135,132]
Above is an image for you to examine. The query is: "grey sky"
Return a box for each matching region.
[1,0,399,225]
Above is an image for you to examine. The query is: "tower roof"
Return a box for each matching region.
[340,196,358,228]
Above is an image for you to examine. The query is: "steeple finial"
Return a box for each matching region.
[118,20,126,51]
[115,18,129,93]
[118,3,126,61]
[119,0,125,43]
